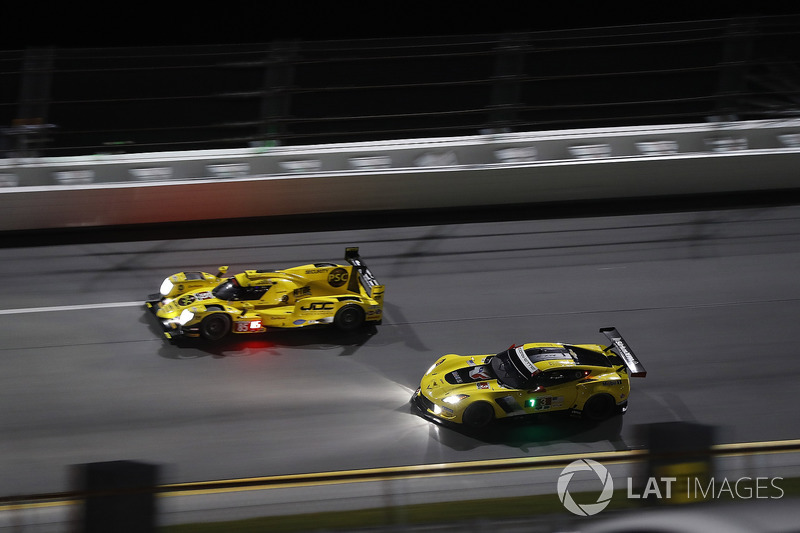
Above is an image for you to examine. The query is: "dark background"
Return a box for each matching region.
[2,2,799,156]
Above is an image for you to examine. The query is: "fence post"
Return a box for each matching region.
[639,422,716,505]
[73,460,159,533]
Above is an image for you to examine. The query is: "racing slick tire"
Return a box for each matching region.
[462,401,495,430]
[582,394,616,421]
[200,313,231,341]
[334,305,365,331]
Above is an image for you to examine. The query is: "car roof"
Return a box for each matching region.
[517,343,612,370]
[515,344,577,371]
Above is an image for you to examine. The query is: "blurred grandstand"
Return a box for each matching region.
[1,15,799,158]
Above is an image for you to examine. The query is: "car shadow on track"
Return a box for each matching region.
[406,401,629,452]
[150,321,380,359]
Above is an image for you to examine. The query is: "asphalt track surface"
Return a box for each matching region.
[2,202,800,497]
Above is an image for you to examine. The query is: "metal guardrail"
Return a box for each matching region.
[2,438,799,508]
[0,119,799,233]
[1,119,800,188]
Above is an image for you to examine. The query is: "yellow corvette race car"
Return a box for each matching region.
[413,328,645,429]
[145,247,384,340]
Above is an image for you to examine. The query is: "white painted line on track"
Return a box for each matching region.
[0,301,142,315]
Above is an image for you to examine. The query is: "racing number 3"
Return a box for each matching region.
[328,268,349,288]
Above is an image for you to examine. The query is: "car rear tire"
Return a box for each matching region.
[334,305,365,331]
[582,394,616,421]
[200,313,231,341]
[462,401,495,429]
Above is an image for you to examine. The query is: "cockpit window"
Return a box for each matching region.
[490,349,536,389]
[212,279,270,301]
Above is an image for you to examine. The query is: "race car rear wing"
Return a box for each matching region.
[600,327,646,377]
[345,247,384,302]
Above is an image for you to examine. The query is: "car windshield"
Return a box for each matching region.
[212,278,270,301]
[490,349,535,389]
[212,279,240,300]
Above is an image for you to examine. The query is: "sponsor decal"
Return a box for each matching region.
[294,286,311,298]
[195,291,213,300]
[451,372,463,384]
[305,268,328,275]
[514,346,538,375]
[477,382,490,390]
[300,302,335,311]
[468,366,492,380]
[327,267,349,287]
[293,319,306,325]
[177,295,195,306]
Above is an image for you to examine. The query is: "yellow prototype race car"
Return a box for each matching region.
[145,247,384,340]
[413,328,645,429]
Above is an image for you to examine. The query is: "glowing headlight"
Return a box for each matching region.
[443,394,469,404]
[160,278,174,296]
[178,309,195,325]
[425,364,436,375]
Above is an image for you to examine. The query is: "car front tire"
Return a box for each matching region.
[461,401,495,429]
[200,313,231,341]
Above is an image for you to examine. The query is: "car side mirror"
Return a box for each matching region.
[216,266,229,277]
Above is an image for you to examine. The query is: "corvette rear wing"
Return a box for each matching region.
[600,327,646,377]
[345,247,384,302]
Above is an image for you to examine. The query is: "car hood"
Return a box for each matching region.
[156,289,220,318]
[420,355,505,398]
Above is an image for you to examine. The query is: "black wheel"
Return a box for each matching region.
[334,305,365,331]
[462,401,495,429]
[582,394,616,421]
[200,313,231,341]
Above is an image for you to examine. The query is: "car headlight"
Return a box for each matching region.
[443,394,469,404]
[178,309,195,325]
[160,278,174,296]
[425,364,437,375]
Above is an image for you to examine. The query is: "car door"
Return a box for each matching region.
[520,368,585,414]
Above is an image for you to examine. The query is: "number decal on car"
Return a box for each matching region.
[235,320,262,332]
